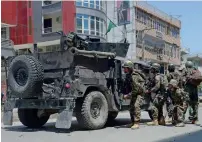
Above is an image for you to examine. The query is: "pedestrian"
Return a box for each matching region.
[122,60,146,129]
[167,79,188,127]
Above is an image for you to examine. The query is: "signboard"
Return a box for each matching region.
[144,34,165,53]
[117,0,130,26]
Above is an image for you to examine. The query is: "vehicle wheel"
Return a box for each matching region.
[8,55,43,98]
[18,109,49,128]
[107,111,118,122]
[148,110,153,120]
[76,91,108,130]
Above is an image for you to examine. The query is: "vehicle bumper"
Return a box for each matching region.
[3,98,75,129]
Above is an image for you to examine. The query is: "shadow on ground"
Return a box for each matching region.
[155,129,202,142]
[2,117,151,133]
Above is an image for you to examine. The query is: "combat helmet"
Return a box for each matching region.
[168,63,175,72]
[185,61,193,68]
[178,65,185,71]
[168,79,178,88]
[151,63,160,71]
[122,60,134,69]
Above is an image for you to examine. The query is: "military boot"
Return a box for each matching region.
[147,119,159,126]
[175,122,185,127]
[172,119,177,125]
[131,123,140,129]
[192,120,201,126]
[126,123,134,128]
[165,117,172,124]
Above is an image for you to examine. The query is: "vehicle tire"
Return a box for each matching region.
[18,109,49,128]
[76,91,108,130]
[107,111,118,122]
[8,55,44,98]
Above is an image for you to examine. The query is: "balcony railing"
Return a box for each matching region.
[42,1,62,15]
[43,27,52,33]
[43,27,62,34]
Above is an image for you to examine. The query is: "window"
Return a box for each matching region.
[147,16,152,27]
[44,18,52,33]
[83,15,89,34]
[171,27,179,38]
[1,28,7,39]
[43,0,51,5]
[76,0,105,12]
[28,1,31,8]
[100,0,103,11]
[83,0,88,7]
[76,14,106,38]
[90,16,95,35]
[76,0,82,6]
[136,9,140,20]
[96,0,99,9]
[100,19,103,37]
[90,0,94,8]
[166,26,170,35]
[96,17,99,35]
[29,16,32,35]
[76,14,82,33]
[143,13,147,25]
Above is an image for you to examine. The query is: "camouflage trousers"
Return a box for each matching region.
[129,95,144,123]
[184,101,199,121]
[152,94,165,123]
[173,104,185,123]
[166,99,174,118]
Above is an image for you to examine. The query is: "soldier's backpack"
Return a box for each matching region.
[188,69,202,86]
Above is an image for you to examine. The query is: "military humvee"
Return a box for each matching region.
[3,32,151,130]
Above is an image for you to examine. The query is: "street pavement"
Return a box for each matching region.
[2,108,202,142]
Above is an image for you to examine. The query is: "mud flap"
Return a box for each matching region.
[3,100,15,126]
[55,109,73,129]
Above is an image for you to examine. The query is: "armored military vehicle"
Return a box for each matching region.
[3,32,150,130]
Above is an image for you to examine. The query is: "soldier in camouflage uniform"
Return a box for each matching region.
[184,61,200,125]
[146,63,166,126]
[122,60,146,129]
[166,64,183,123]
[167,79,188,127]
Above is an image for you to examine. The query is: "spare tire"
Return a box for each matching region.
[8,55,44,98]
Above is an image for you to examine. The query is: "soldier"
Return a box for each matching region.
[177,65,189,122]
[122,60,146,129]
[184,61,200,125]
[167,79,188,127]
[165,64,183,123]
[146,63,167,126]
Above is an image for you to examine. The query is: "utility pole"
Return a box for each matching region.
[123,24,127,41]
